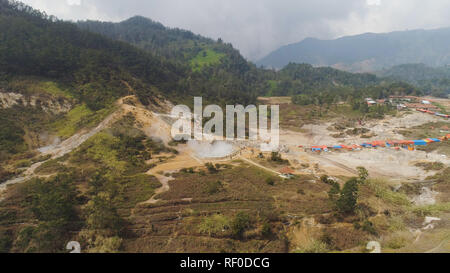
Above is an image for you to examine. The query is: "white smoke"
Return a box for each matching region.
[188,140,233,158]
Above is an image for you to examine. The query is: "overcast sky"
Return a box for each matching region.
[20,0,450,60]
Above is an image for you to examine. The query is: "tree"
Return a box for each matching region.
[356,166,369,183]
[336,178,359,214]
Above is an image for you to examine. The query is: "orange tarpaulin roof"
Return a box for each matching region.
[371,141,386,147]
[279,167,295,174]
[311,146,327,149]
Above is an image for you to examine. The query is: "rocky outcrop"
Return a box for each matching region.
[0,92,72,114]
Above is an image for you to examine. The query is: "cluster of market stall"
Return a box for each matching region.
[305,135,449,152]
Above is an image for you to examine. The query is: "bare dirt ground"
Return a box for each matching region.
[424,96,450,112]
[278,110,450,180]
[140,99,450,181]
[282,112,443,147]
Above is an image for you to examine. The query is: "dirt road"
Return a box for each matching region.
[309,153,358,175]
[0,96,173,200]
[238,156,281,175]
[142,173,174,204]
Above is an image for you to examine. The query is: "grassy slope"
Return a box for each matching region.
[190,48,225,71]
[51,104,116,138]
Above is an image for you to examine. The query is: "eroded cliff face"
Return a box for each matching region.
[0,91,72,114]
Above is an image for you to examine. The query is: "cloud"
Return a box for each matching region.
[366,0,381,6]
[20,0,450,60]
[66,0,81,6]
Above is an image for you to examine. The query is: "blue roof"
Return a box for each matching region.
[429,138,441,142]
[413,140,427,145]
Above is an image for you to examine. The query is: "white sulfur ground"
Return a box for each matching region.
[279,111,450,179]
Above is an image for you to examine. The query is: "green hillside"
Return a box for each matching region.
[378,64,450,98]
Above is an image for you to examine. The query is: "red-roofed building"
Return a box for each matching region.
[279,167,295,179]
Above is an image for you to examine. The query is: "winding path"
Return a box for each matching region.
[142,173,174,204]
[238,156,281,175]
[0,98,133,200]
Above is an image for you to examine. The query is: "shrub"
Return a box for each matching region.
[205,162,218,174]
[84,192,123,236]
[231,212,251,238]
[415,162,445,171]
[0,230,13,253]
[269,152,288,164]
[198,214,230,236]
[367,179,410,206]
[261,222,272,238]
[361,220,378,236]
[181,167,194,174]
[14,159,32,168]
[328,183,341,201]
[35,159,68,175]
[294,239,329,253]
[205,181,223,195]
[356,166,369,182]
[385,235,407,249]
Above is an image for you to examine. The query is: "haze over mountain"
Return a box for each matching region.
[378,63,450,97]
[257,28,450,72]
[20,0,450,61]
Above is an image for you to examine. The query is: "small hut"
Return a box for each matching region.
[279,167,295,179]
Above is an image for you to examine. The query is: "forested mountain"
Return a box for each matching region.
[257,28,450,72]
[0,0,431,115]
[264,63,379,96]
[0,0,261,166]
[76,17,399,101]
[77,16,213,61]
[0,0,259,107]
[0,0,185,109]
[378,64,450,97]
[77,16,270,105]
[271,64,421,115]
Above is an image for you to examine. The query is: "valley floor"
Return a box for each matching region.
[1,95,450,253]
